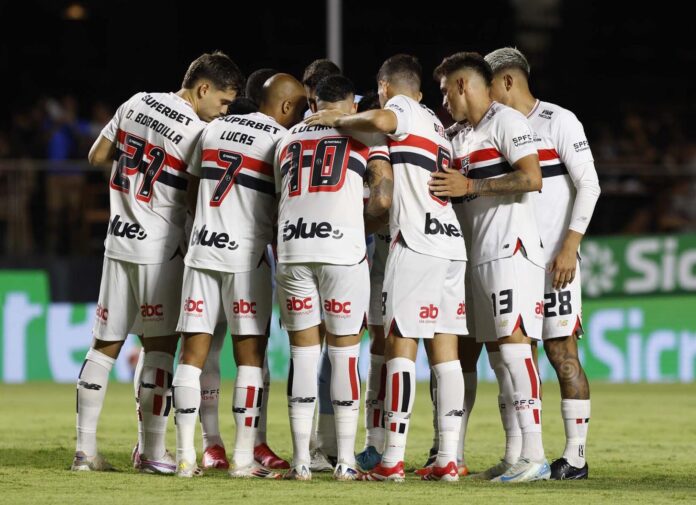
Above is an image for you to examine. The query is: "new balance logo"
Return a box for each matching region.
[323,298,351,314]
[140,303,163,317]
[175,408,197,414]
[289,396,316,404]
[108,214,147,240]
[190,225,239,250]
[424,213,461,237]
[183,298,204,313]
[140,382,156,389]
[332,400,356,407]
[233,299,256,314]
[96,304,108,322]
[282,217,343,241]
[419,304,439,319]
[286,296,312,311]
[78,380,102,391]
[444,409,464,417]
[232,407,247,414]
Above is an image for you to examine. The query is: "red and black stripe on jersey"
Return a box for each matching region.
[387,134,443,174]
[538,148,569,178]
[200,148,275,196]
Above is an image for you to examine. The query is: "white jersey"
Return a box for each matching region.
[450,101,543,267]
[385,95,466,261]
[185,112,284,273]
[527,100,596,261]
[275,122,389,265]
[101,92,205,264]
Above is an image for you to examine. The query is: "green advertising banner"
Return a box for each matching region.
[1,269,695,383]
[581,233,696,299]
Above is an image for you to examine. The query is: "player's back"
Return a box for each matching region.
[384,94,466,262]
[104,91,205,264]
[275,121,389,265]
[527,100,594,260]
[186,112,285,272]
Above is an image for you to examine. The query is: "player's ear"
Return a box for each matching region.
[504,74,513,91]
[197,82,210,99]
[416,91,423,103]
[282,99,291,115]
[350,101,358,114]
[309,99,318,114]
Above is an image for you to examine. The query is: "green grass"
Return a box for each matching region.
[1,381,695,504]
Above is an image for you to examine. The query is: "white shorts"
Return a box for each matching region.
[93,255,184,341]
[176,262,272,336]
[461,264,477,339]
[542,259,583,340]
[276,261,369,335]
[382,241,467,340]
[367,279,384,326]
[472,252,544,342]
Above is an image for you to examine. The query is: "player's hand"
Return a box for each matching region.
[428,167,474,197]
[550,245,577,290]
[304,110,347,127]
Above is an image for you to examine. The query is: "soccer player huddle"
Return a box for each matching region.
[72,47,600,483]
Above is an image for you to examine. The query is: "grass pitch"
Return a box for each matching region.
[1,381,695,504]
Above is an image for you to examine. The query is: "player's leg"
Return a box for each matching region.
[131,343,144,468]
[542,263,590,479]
[276,263,322,480]
[311,323,337,471]
[72,257,134,471]
[458,336,482,475]
[171,267,221,477]
[199,321,228,469]
[319,261,370,480]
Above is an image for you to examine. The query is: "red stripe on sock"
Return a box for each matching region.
[576,418,583,424]
[153,394,162,415]
[391,373,399,411]
[245,417,252,427]
[349,356,359,400]
[245,386,255,408]
[524,358,539,399]
[390,422,397,432]
[533,409,540,424]
[155,368,164,388]
[372,409,381,429]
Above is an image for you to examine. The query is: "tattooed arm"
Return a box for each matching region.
[428,153,542,197]
[364,158,393,233]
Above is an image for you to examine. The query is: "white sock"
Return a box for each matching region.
[139,351,174,460]
[429,368,439,452]
[561,399,590,468]
[489,350,522,464]
[381,357,415,467]
[315,344,336,457]
[328,343,361,466]
[232,365,263,467]
[255,355,271,446]
[133,347,145,453]
[500,344,544,462]
[200,325,224,450]
[76,348,115,456]
[172,364,202,464]
[458,371,477,466]
[288,345,320,467]
[364,353,386,452]
[433,360,464,467]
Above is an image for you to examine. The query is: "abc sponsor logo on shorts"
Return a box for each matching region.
[286,296,312,313]
[535,301,544,318]
[233,299,257,318]
[183,297,204,316]
[282,217,343,242]
[95,304,109,323]
[190,225,239,250]
[424,213,462,238]
[140,303,164,321]
[108,214,147,240]
[324,298,351,319]
[419,304,439,323]
[457,302,466,318]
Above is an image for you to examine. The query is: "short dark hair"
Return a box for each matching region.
[376,54,421,90]
[182,51,246,93]
[357,90,380,112]
[245,68,278,105]
[315,75,355,103]
[302,59,341,89]
[226,97,259,115]
[433,52,492,86]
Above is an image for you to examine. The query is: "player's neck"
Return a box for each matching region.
[176,89,196,109]
[511,91,538,117]
[468,97,494,128]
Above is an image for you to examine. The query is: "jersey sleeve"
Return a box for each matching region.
[366,133,390,163]
[384,95,413,141]
[553,110,594,168]
[186,129,205,178]
[100,97,133,143]
[495,112,538,165]
[274,140,286,194]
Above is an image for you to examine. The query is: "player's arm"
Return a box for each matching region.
[305,109,398,134]
[186,175,199,218]
[429,153,542,197]
[364,158,393,233]
[88,135,116,167]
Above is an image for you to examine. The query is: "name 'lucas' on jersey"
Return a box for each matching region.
[101,92,205,264]
[274,122,390,265]
[450,101,544,268]
[185,112,285,273]
[384,94,466,262]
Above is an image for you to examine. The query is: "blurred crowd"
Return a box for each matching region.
[1,96,695,257]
